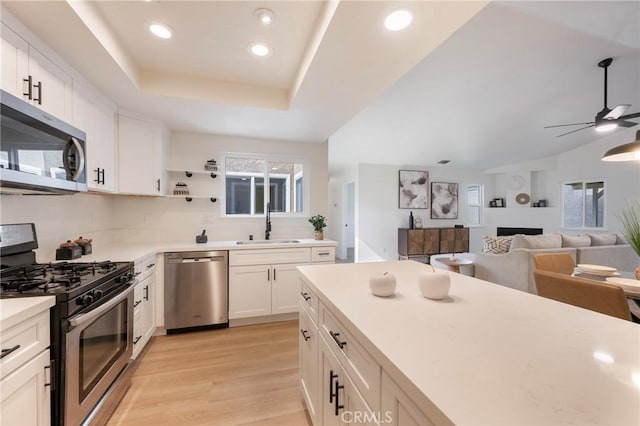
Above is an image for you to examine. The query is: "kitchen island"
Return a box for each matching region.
[297,260,640,425]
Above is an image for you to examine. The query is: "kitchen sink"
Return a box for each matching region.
[236,239,300,245]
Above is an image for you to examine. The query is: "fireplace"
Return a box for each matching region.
[497,227,543,236]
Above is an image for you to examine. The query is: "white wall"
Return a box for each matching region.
[111,131,329,243]
[356,163,494,261]
[0,193,115,261]
[555,128,640,235]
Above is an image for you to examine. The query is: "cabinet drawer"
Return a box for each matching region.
[299,281,319,326]
[0,310,50,380]
[319,304,380,411]
[135,253,157,279]
[230,248,311,266]
[311,246,335,263]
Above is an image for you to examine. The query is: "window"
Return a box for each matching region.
[466,184,482,226]
[224,156,305,216]
[562,180,605,228]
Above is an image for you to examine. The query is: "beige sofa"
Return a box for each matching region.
[472,233,639,294]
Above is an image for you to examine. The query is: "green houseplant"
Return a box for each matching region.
[309,214,327,240]
[619,200,640,279]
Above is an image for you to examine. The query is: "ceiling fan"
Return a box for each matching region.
[545,57,640,137]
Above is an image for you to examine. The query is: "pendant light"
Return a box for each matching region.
[601,130,640,161]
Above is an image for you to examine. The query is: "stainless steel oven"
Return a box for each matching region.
[64,284,134,426]
[0,89,87,194]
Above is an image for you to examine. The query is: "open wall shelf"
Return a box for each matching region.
[166,169,218,179]
[166,195,217,203]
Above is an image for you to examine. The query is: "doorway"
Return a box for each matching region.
[339,181,355,263]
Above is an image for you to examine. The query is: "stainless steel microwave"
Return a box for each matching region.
[0,89,87,194]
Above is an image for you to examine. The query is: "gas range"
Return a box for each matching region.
[0,260,134,318]
[0,223,136,425]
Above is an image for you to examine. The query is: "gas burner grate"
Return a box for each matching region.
[1,277,49,293]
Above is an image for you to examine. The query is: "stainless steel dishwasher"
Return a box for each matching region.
[164,251,228,333]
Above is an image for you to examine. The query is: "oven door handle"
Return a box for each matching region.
[69,283,135,329]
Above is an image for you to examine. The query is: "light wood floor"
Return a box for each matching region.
[108,320,312,426]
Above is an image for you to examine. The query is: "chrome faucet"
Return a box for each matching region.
[265,202,271,240]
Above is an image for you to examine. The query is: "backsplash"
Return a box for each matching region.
[0,193,115,261]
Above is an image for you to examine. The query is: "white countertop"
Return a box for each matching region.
[0,296,55,330]
[297,260,640,425]
[39,239,337,264]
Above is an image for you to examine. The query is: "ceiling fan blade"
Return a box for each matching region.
[544,121,594,129]
[556,124,595,137]
[617,120,638,128]
[604,104,630,119]
[618,112,640,120]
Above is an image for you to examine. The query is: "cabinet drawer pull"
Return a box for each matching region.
[300,292,311,301]
[300,329,311,341]
[134,300,142,308]
[133,335,142,345]
[144,285,149,301]
[318,252,330,256]
[329,370,338,403]
[329,331,347,349]
[334,380,344,416]
[0,344,20,359]
[146,263,155,268]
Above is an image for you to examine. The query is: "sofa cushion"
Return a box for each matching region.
[587,233,617,246]
[510,233,562,250]
[482,236,512,254]
[561,234,591,248]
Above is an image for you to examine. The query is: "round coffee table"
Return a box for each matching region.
[437,257,474,274]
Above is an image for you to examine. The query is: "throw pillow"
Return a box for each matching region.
[482,236,512,254]
[510,233,562,250]
[587,233,617,246]
[561,234,591,248]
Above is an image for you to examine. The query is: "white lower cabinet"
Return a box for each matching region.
[132,256,156,359]
[229,263,306,319]
[299,303,319,425]
[0,306,52,426]
[319,335,376,426]
[381,371,435,426]
[0,349,51,426]
[300,282,435,426]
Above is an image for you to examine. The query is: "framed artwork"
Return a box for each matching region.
[431,182,458,219]
[398,170,429,209]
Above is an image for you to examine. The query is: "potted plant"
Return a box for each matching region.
[309,214,327,240]
[619,200,640,279]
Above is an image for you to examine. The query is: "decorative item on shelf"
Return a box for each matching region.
[495,198,504,207]
[73,236,92,255]
[538,199,547,207]
[173,182,190,195]
[414,216,423,229]
[56,240,82,260]
[618,200,640,279]
[489,200,497,208]
[533,202,540,207]
[204,159,218,171]
[308,214,327,240]
[409,211,414,229]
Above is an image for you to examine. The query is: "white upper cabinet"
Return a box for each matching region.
[74,79,117,192]
[117,114,167,196]
[1,22,73,122]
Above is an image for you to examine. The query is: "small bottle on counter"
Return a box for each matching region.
[409,211,414,229]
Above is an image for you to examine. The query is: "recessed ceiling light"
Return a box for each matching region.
[149,23,172,39]
[249,42,272,57]
[255,8,274,25]
[384,10,413,31]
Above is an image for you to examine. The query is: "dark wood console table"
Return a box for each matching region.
[398,227,469,261]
